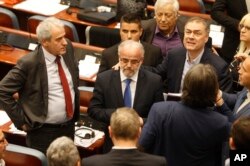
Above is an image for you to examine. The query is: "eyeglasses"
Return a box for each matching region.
[119,58,141,65]
[239,24,250,31]
[184,30,203,37]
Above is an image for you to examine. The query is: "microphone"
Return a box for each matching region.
[26,19,38,51]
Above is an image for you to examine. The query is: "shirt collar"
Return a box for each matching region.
[185,48,204,65]
[42,47,60,62]
[155,26,179,38]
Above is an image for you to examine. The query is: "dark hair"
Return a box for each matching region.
[181,64,219,108]
[231,116,250,149]
[120,13,142,28]
[185,16,210,34]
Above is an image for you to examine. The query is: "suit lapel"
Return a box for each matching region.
[173,49,186,92]
[133,69,144,108]
[112,71,124,106]
[234,89,248,114]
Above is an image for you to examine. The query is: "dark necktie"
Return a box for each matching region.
[124,79,132,107]
[56,56,73,118]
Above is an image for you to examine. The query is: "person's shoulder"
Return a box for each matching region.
[97,69,119,79]
[142,152,167,165]
[102,44,119,54]
[204,48,228,67]
[140,68,162,80]
[82,154,109,166]
[141,41,161,51]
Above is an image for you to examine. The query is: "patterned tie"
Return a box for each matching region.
[56,56,73,118]
[124,79,132,107]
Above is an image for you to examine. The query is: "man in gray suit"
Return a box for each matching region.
[89,40,164,152]
[0,17,79,154]
[83,107,167,166]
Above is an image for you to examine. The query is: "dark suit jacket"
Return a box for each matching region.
[82,149,167,166]
[223,88,250,119]
[211,0,248,63]
[0,41,79,129]
[98,41,162,73]
[139,101,232,166]
[88,69,164,124]
[154,47,233,93]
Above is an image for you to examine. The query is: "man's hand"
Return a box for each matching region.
[112,62,120,70]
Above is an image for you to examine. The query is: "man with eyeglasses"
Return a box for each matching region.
[88,40,164,153]
[0,130,8,166]
[150,16,233,93]
[98,13,162,73]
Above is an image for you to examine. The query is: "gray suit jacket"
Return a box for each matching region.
[0,40,79,129]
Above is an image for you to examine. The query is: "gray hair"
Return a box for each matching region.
[46,136,80,166]
[36,17,65,43]
[154,0,179,13]
[118,40,145,58]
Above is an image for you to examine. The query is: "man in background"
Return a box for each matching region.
[98,13,162,73]
[47,136,80,166]
[151,16,233,93]
[211,0,248,64]
[83,107,167,166]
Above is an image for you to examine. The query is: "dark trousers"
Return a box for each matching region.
[26,121,74,154]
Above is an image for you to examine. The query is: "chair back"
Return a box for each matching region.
[85,25,120,48]
[79,86,94,113]
[4,143,48,166]
[27,15,79,42]
[178,0,203,13]
[0,7,20,29]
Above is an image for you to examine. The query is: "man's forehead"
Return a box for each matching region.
[185,22,206,31]
[156,4,175,13]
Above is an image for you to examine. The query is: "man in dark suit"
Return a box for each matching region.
[88,40,164,152]
[98,13,162,73]
[221,57,250,119]
[83,107,167,166]
[211,0,248,64]
[151,16,233,93]
[0,17,79,154]
[139,64,233,166]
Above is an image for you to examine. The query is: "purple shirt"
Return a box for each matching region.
[152,26,182,57]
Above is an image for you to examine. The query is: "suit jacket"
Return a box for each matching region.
[154,47,233,93]
[88,69,164,124]
[211,0,248,63]
[0,41,79,129]
[223,88,250,119]
[98,41,162,73]
[139,101,232,166]
[82,149,167,166]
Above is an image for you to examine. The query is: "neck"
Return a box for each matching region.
[113,139,137,148]
[187,49,203,61]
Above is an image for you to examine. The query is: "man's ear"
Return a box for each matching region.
[229,137,236,150]
[108,126,112,138]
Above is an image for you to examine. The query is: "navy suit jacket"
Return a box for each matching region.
[139,101,232,166]
[98,41,162,73]
[154,47,233,93]
[88,69,164,124]
[223,88,250,119]
[211,0,248,63]
[82,149,167,166]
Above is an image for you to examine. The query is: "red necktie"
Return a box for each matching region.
[56,56,73,118]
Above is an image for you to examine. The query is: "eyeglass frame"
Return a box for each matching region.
[239,24,250,31]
